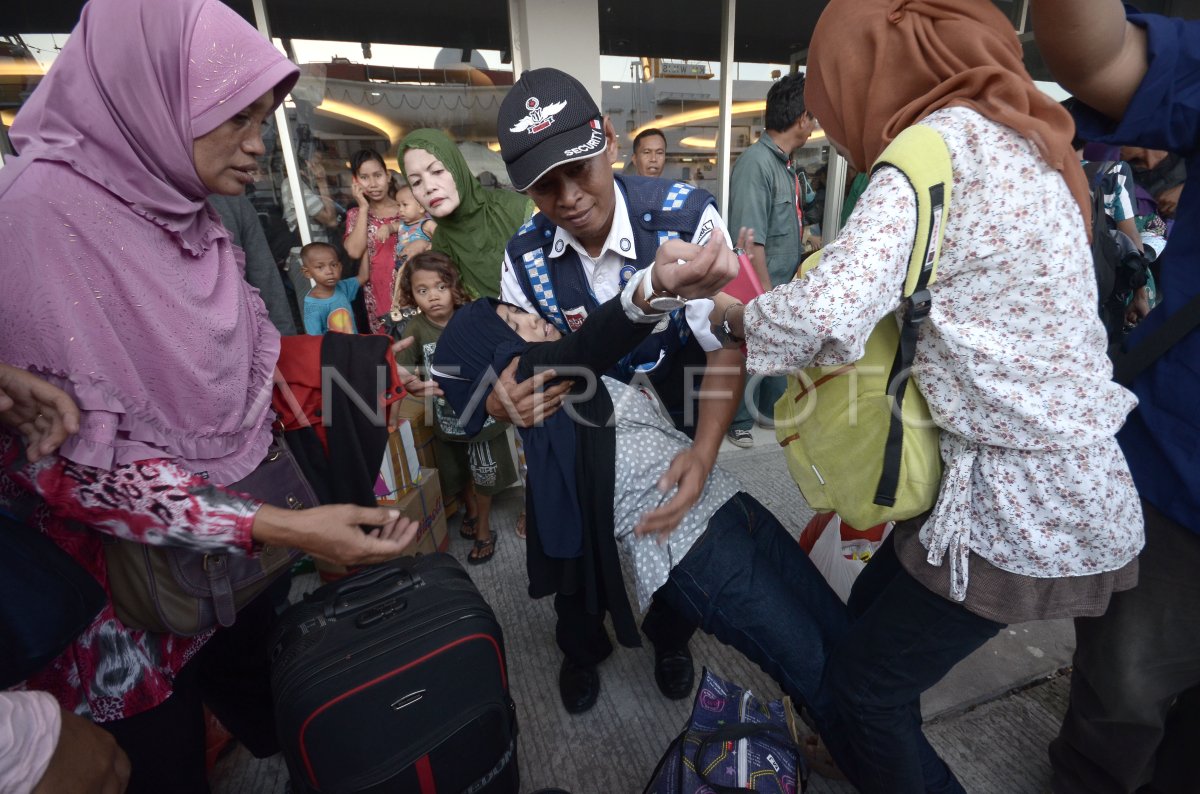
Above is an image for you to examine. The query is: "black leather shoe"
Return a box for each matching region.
[559,657,600,714]
[654,644,695,700]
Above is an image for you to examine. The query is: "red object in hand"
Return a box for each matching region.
[724,249,766,304]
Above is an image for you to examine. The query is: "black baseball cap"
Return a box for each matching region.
[497,68,608,191]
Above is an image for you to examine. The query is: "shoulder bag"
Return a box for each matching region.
[104,434,318,636]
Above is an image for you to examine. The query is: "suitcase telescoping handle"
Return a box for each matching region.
[325,564,423,619]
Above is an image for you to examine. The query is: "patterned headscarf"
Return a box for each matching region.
[399,129,533,300]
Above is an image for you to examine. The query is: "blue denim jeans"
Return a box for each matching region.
[829,532,1004,794]
[730,373,786,431]
[656,492,853,770]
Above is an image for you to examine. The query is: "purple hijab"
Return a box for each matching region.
[0,0,299,483]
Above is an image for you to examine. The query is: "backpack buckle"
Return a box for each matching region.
[903,289,932,325]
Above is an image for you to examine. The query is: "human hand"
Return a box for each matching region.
[0,363,81,463]
[484,358,573,427]
[652,230,738,300]
[633,447,716,539]
[734,226,755,252]
[1156,184,1182,218]
[390,338,443,398]
[253,504,419,567]
[352,179,368,208]
[1126,286,1151,325]
[32,708,131,794]
[399,240,431,262]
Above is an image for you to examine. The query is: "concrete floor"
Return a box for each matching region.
[212,424,1076,793]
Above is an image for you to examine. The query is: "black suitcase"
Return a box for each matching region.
[270,553,519,793]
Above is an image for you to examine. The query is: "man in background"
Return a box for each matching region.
[209,194,298,335]
[631,128,667,178]
[724,72,815,447]
[1033,1,1200,791]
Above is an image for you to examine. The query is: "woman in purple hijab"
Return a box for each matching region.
[0,0,417,788]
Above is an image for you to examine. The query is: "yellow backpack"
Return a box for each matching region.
[773,124,950,530]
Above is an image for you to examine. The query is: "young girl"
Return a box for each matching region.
[394,252,517,565]
[343,149,402,333]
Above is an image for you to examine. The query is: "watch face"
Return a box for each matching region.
[648,295,687,311]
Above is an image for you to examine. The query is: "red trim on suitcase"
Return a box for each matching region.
[416,755,436,793]
[297,633,507,788]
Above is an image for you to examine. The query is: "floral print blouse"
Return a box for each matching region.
[744,107,1143,601]
[1,431,259,722]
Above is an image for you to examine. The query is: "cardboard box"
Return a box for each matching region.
[375,422,421,500]
[382,468,448,557]
[395,396,438,470]
[316,468,446,582]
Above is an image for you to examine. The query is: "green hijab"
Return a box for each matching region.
[399,129,534,300]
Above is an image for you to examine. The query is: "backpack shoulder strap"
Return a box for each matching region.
[870,124,953,509]
[871,124,953,298]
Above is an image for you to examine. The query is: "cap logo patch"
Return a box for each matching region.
[510,96,567,135]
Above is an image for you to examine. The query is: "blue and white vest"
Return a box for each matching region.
[505,175,716,387]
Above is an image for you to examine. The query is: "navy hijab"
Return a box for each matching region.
[432,298,584,559]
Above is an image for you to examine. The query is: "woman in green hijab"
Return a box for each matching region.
[399,129,534,300]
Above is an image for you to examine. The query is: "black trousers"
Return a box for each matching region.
[554,590,696,667]
[1050,501,1200,794]
[101,593,279,794]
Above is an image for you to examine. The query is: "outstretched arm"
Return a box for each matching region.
[517,232,736,377]
[1031,0,1148,120]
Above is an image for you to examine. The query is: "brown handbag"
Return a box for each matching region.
[104,435,318,636]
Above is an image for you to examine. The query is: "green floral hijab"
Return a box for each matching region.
[399,129,534,300]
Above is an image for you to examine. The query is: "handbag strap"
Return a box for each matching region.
[642,729,687,794]
[686,722,800,794]
[1111,288,1200,386]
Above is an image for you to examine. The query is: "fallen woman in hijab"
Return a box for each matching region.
[430,232,852,752]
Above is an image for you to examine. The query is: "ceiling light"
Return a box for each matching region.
[314,98,403,145]
[631,101,766,140]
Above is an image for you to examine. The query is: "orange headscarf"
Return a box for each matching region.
[805,0,1091,229]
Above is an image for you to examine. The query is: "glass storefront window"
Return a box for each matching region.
[1,34,66,160]
[599,55,832,247]
[267,40,518,325]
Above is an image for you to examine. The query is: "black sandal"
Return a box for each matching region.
[459,515,479,540]
[467,535,496,565]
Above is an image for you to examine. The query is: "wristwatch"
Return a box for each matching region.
[641,262,687,312]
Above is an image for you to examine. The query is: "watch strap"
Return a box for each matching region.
[641,261,687,311]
